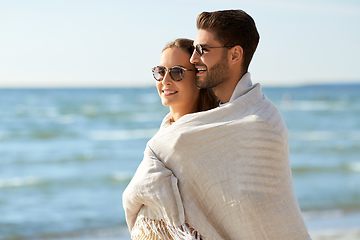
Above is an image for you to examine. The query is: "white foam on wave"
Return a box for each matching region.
[111,171,134,182]
[131,113,165,123]
[349,131,360,141]
[302,209,344,221]
[290,131,337,141]
[346,162,360,172]
[289,130,360,141]
[57,114,77,124]
[310,228,360,240]
[279,100,345,111]
[306,211,360,238]
[0,176,43,188]
[89,128,158,140]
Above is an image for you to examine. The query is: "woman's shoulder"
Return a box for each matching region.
[160,112,172,129]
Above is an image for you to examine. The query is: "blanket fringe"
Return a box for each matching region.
[131,216,202,240]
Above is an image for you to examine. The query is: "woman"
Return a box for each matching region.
[123,38,218,239]
[153,39,218,124]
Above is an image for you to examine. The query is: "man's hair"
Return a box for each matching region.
[196,10,260,71]
[162,38,219,111]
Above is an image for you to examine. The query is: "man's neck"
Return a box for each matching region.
[215,72,247,104]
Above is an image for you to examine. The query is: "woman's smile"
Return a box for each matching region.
[162,89,178,96]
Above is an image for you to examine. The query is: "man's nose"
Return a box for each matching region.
[190,50,199,64]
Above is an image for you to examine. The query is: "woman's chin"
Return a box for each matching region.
[161,101,171,107]
[161,99,174,107]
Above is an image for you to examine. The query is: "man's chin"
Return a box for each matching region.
[195,77,207,88]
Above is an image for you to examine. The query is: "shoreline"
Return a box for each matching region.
[306,211,360,240]
[25,211,360,240]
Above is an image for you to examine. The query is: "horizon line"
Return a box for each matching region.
[1,81,359,90]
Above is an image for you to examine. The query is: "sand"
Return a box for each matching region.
[30,211,360,240]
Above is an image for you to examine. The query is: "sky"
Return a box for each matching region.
[0,0,359,88]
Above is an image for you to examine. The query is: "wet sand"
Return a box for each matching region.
[307,211,360,240]
[31,211,360,240]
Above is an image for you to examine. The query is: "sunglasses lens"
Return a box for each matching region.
[169,67,185,81]
[153,66,165,81]
[195,44,203,56]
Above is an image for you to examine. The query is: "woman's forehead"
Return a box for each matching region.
[159,48,192,67]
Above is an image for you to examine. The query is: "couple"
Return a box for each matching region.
[123,10,311,240]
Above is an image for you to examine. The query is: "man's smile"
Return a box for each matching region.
[195,66,207,75]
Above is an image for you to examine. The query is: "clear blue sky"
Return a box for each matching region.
[1,0,359,87]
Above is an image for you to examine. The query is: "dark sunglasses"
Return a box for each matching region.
[195,44,235,57]
[152,66,194,82]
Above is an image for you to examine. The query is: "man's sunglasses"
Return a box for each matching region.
[152,66,194,82]
[195,44,235,57]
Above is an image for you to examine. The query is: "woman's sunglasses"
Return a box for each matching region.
[195,44,235,57]
[152,66,194,82]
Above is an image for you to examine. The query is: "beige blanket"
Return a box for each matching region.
[123,74,311,240]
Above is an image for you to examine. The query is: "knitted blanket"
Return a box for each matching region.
[123,75,311,240]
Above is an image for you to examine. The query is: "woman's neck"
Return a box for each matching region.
[169,106,198,122]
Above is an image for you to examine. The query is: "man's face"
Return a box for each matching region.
[190,29,230,89]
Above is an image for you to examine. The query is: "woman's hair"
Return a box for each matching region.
[162,38,219,111]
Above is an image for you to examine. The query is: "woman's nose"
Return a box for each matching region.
[161,70,172,85]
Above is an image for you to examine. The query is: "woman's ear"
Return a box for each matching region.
[230,45,243,64]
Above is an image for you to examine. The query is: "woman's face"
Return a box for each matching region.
[156,48,200,116]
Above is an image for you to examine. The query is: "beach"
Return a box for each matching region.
[307,211,360,240]
[1,84,359,240]
[30,212,360,240]
[21,213,360,240]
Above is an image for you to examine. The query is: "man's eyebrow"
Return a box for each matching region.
[194,43,210,47]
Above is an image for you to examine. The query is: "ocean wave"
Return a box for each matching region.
[292,166,338,173]
[289,130,360,141]
[292,162,360,173]
[346,162,360,172]
[111,171,134,183]
[302,209,344,220]
[89,128,158,140]
[56,114,78,124]
[310,228,360,240]
[0,176,44,188]
[0,131,78,140]
[278,100,347,111]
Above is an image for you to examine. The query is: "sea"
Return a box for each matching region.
[0,83,359,240]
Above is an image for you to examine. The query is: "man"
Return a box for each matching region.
[186,9,311,239]
[190,10,259,104]
[123,9,311,240]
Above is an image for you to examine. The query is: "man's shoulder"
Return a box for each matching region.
[251,95,288,140]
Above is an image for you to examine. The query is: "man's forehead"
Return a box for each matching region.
[194,29,219,45]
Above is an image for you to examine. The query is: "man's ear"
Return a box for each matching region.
[230,45,243,65]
